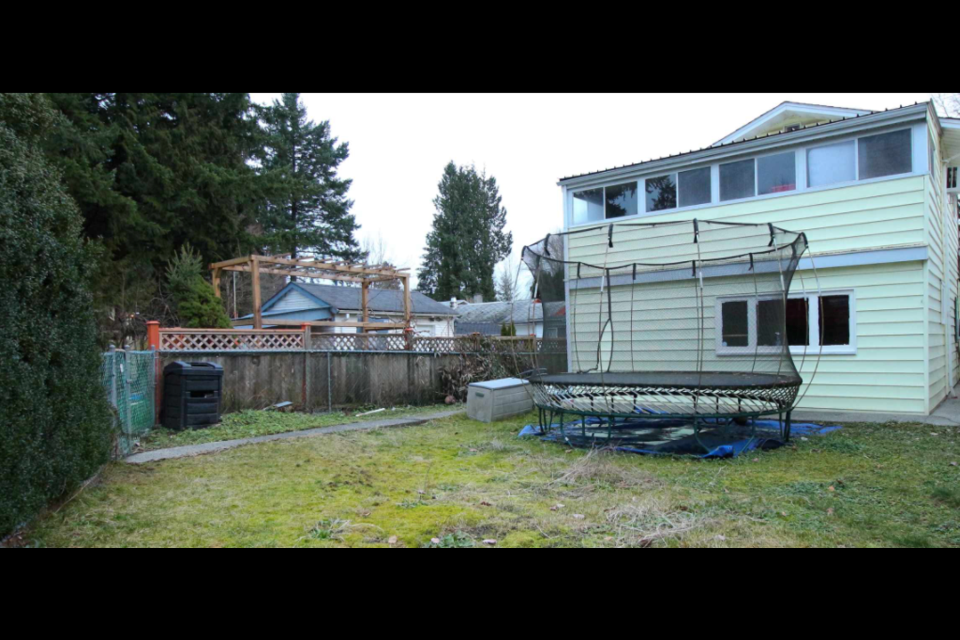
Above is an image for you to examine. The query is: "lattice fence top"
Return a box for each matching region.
[160,329,305,351]
[160,328,564,355]
[312,333,410,352]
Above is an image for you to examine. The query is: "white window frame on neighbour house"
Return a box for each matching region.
[715,289,856,357]
[567,123,924,228]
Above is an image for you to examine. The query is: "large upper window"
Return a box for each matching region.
[807,140,856,188]
[645,174,677,212]
[572,188,604,224]
[858,129,912,180]
[717,291,855,355]
[679,167,711,207]
[757,152,796,195]
[646,169,711,212]
[571,127,917,226]
[605,182,638,219]
[574,182,638,223]
[720,159,755,201]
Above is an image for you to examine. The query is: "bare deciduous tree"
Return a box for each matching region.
[362,232,403,290]
[934,93,960,118]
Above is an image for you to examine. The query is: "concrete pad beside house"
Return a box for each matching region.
[793,384,960,426]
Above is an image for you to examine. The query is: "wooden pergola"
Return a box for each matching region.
[210,254,412,332]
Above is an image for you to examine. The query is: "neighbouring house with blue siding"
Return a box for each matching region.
[233,282,458,336]
[559,101,960,415]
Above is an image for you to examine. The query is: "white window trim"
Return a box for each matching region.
[641,173,676,214]
[756,149,799,197]
[715,289,856,357]
[566,123,924,230]
[572,181,641,224]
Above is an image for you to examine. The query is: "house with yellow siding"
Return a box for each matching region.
[558,102,960,416]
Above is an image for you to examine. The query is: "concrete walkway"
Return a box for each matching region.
[793,383,960,427]
[126,409,465,464]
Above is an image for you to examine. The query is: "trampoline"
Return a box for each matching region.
[503,218,821,451]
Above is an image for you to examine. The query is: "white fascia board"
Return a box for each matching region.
[559,104,928,190]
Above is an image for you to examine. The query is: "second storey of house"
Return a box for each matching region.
[559,102,960,272]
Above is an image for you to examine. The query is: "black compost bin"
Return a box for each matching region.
[162,361,224,430]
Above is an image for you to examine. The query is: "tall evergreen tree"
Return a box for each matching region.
[495,256,519,302]
[418,162,512,301]
[258,93,361,262]
[42,93,261,328]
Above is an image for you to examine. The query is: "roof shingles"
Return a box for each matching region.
[295,283,456,316]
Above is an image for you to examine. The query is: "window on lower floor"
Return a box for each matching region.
[717,290,854,355]
[819,294,850,346]
[721,300,748,347]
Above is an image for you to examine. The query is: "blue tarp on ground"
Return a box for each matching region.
[518,418,841,459]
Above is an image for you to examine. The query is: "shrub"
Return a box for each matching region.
[0,94,113,535]
[166,244,231,328]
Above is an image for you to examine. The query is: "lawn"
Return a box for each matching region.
[26,412,960,548]
[137,404,452,451]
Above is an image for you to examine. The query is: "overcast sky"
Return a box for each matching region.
[250,93,934,291]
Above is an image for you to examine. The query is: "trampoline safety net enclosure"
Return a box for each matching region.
[508,219,817,447]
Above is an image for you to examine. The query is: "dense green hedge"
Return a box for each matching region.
[0,94,112,536]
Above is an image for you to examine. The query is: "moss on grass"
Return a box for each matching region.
[25,414,960,548]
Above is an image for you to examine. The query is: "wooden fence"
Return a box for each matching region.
[152,327,567,413]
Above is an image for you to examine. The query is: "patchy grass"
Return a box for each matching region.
[25,414,960,548]
[138,405,453,451]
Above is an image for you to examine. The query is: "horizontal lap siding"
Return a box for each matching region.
[568,176,926,267]
[565,176,930,413]
[567,261,927,414]
[924,139,956,408]
[797,262,927,415]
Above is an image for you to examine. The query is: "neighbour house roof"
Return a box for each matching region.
[268,282,457,317]
[454,299,566,326]
[559,101,932,184]
[942,118,960,164]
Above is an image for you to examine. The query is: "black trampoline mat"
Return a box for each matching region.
[533,371,801,390]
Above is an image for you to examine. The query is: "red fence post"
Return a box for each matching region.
[147,321,160,350]
[147,321,161,426]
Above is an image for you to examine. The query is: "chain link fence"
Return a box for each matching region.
[100,349,157,456]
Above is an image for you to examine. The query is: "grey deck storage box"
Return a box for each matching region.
[467,378,533,423]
